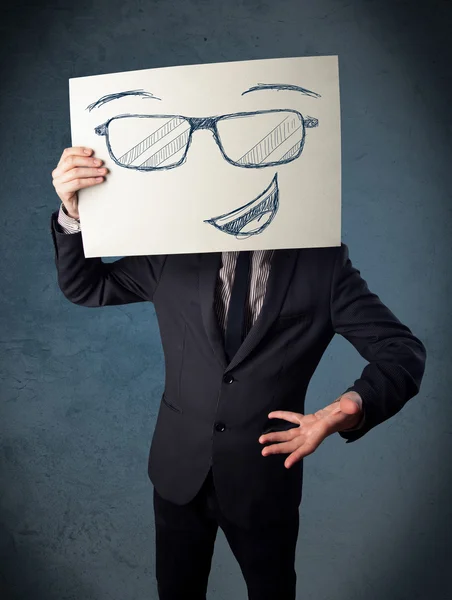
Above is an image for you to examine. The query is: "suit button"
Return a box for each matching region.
[223,375,234,384]
[215,422,226,432]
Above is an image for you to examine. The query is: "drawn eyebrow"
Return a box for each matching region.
[242,83,321,99]
[86,89,162,112]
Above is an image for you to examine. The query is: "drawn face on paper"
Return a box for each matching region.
[91,91,319,239]
[69,57,341,257]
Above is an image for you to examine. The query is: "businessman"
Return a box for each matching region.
[51,146,426,600]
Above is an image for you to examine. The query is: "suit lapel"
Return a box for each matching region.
[226,249,298,372]
[199,252,228,369]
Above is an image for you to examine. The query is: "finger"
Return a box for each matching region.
[57,177,105,195]
[53,155,103,178]
[261,439,299,456]
[285,444,317,468]
[259,428,299,444]
[57,166,108,184]
[58,147,93,166]
[267,411,302,425]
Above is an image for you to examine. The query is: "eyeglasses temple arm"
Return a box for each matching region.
[304,116,319,128]
[94,123,108,136]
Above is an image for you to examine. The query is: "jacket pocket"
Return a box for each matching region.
[162,394,182,414]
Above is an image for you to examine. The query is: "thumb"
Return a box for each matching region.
[339,393,362,416]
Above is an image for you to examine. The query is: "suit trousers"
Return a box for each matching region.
[153,468,299,600]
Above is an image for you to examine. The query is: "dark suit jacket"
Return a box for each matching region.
[50,212,426,527]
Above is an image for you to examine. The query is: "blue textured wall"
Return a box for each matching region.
[0,1,450,598]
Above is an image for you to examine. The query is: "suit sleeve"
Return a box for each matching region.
[330,243,426,443]
[50,211,167,306]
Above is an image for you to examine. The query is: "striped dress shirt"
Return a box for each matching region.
[214,250,273,336]
[56,204,365,430]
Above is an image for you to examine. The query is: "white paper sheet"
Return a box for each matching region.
[69,55,341,257]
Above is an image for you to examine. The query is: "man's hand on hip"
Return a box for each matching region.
[258,392,363,469]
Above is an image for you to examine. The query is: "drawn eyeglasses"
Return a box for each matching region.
[95,109,319,171]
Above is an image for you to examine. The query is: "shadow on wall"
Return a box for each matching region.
[0,523,16,599]
[0,519,102,600]
[349,1,452,597]
[0,578,15,600]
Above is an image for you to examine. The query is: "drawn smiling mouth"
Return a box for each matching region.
[204,174,279,239]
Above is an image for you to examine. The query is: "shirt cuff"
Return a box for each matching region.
[58,203,81,234]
